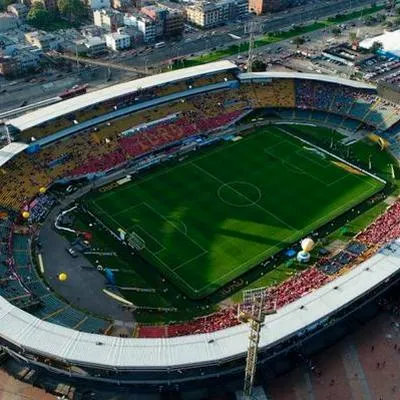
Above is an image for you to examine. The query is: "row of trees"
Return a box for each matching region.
[27,0,86,29]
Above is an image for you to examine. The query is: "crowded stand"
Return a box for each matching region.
[241,79,296,109]
[293,79,400,130]
[27,194,56,224]
[16,70,237,143]
[0,89,249,211]
[138,268,329,338]
[356,200,400,245]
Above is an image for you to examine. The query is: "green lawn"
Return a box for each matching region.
[85,126,384,299]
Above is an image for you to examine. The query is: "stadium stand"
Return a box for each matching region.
[356,200,400,245]
[1,67,400,351]
[137,268,329,338]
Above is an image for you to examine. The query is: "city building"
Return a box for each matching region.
[87,0,111,10]
[0,13,19,32]
[185,0,247,28]
[0,56,18,77]
[141,5,184,37]
[24,31,62,51]
[248,0,305,15]
[93,8,124,32]
[185,2,220,28]
[124,13,157,42]
[7,4,29,19]
[105,32,131,50]
[0,46,41,77]
[164,10,184,37]
[117,26,143,45]
[110,0,131,10]
[84,36,107,54]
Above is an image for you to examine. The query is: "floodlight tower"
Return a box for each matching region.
[388,0,396,14]
[244,21,259,73]
[239,289,277,399]
[4,123,11,145]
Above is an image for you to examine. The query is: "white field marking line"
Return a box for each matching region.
[92,200,197,291]
[217,181,262,208]
[326,174,350,187]
[132,224,166,254]
[295,148,329,169]
[91,199,109,216]
[109,202,146,218]
[165,218,188,235]
[93,193,207,287]
[262,138,288,154]
[353,172,381,191]
[198,177,382,292]
[264,143,328,186]
[98,136,254,201]
[296,147,374,188]
[92,200,134,238]
[142,244,198,292]
[98,131,282,201]
[143,202,207,253]
[191,161,297,231]
[172,250,208,272]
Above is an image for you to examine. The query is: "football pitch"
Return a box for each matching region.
[86,126,384,299]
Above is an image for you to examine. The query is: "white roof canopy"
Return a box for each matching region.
[360,29,400,56]
[0,142,28,168]
[0,242,399,369]
[238,72,375,89]
[7,61,237,132]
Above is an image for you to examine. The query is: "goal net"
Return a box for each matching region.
[127,231,146,251]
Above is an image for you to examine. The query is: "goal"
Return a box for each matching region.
[127,231,146,251]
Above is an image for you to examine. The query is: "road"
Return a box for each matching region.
[124,0,378,68]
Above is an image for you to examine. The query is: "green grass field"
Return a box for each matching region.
[86,126,384,299]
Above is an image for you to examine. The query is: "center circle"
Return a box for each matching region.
[217,181,262,207]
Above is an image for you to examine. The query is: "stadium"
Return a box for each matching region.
[2,60,400,397]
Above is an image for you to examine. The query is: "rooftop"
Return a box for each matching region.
[0,241,398,368]
[7,60,237,132]
[0,142,28,168]
[238,71,375,89]
[360,29,400,57]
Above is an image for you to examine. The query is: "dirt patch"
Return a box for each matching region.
[332,161,365,176]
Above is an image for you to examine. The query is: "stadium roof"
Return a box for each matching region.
[359,30,400,57]
[7,61,237,132]
[0,242,399,368]
[0,142,28,167]
[238,72,375,89]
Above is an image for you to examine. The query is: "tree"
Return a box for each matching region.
[349,32,357,43]
[394,16,400,26]
[371,41,383,53]
[292,36,305,48]
[27,2,51,29]
[331,27,341,36]
[252,60,267,72]
[57,0,86,22]
[0,0,14,11]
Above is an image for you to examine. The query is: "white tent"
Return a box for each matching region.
[360,29,400,57]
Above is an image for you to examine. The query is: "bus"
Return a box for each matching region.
[228,33,241,40]
[154,42,166,49]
